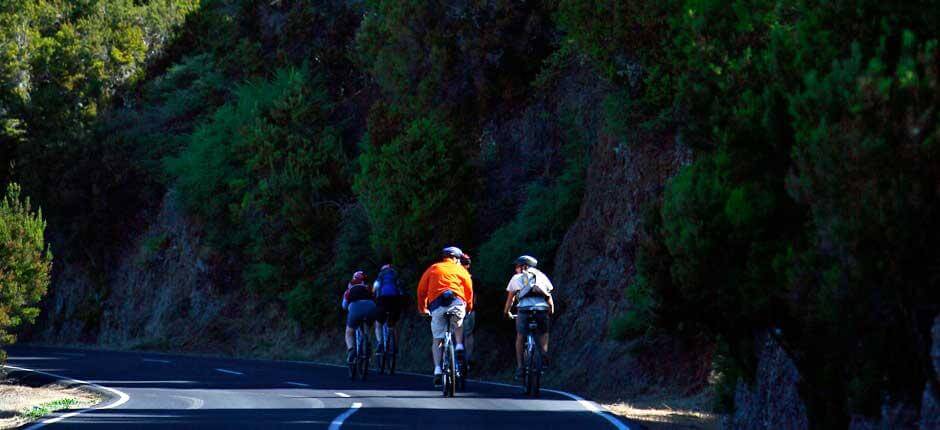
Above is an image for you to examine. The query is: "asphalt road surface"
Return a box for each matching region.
[5,345,634,429]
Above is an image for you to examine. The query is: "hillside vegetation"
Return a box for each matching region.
[1,0,938,426]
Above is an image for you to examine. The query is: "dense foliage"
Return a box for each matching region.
[558,0,940,424]
[0,183,52,364]
[1,0,938,425]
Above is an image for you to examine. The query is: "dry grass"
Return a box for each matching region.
[603,390,721,430]
[0,377,101,429]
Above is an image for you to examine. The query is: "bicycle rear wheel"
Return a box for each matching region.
[441,343,450,397]
[387,331,397,375]
[530,346,542,397]
[360,335,370,381]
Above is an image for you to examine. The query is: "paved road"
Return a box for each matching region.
[5,345,633,429]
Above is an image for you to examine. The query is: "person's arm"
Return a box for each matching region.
[416,269,430,314]
[342,288,350,310]
[546,294,555,315]
[503,291,516,318]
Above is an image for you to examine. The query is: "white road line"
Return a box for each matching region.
[328,402,362,430]
[214,368,243,376]
[334,392,350,398]
[142,358,172,363]
[169,395,205,410]
[4,364,130,429]
[286,381,310,387]
[283,360,630,430]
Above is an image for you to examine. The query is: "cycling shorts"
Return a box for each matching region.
[516,309,549,336]
[346,300,377,329]
[375,295,405,325]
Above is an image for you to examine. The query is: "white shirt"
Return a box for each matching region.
[506,268,554,310]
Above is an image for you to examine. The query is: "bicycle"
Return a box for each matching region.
[510,309,543,397]
[349,320,371,381]
[375,311,397,375]
[439,309,463,397]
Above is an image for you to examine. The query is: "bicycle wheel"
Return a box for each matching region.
[523,338,534,395]
[447,342,458,396]
[376,330,386,375]
[350,329,360,380]
[360,334,370,381]
[530,346,542,397]
[387,330,397,375]
[441,344,450,397]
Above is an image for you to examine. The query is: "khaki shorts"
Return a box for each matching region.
[431,301,466,340]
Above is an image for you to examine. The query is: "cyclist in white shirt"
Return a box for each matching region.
[502,255,554,380]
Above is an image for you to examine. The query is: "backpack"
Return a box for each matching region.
[517,271,549,300]
[375,268,403,297]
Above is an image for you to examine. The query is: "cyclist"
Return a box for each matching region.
[502,255,554,380]
[460,254,476,369]
[417,246,474,387]
[372,263,405,354]
[342,270,377,365]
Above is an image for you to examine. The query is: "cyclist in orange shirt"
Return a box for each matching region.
[417,246,473,386]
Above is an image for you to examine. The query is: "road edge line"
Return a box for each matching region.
[4,364,131,429]
[327,402,362,430]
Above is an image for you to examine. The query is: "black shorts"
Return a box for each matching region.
[375,295,405,325]
[516,309,550,336]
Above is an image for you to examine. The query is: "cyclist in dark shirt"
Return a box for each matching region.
[342,271,376,364]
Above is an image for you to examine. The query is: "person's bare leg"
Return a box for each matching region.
[454,325,464,345]
[539,333,549,355]
[432,339,442,368]
[374,321,383,347]
[345,327,355,349]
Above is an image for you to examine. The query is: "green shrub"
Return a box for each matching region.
[0,183,52,363]
[167,65,351,305]
[354,114,473,265]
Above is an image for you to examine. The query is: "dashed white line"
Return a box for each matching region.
[4,365,130,429]
[142,358,172,363]
[334,392,351,398]
[286,381,310,387]
[170,395,205,410]
[328,402,362,430]
[214,368,243,376]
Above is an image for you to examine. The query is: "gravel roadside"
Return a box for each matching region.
[0,373,102,429]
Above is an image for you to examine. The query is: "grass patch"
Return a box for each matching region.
[22,398,78,419]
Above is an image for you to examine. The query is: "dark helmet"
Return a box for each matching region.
[514,255,538,268]
[442,246,464,259]
[460,253,472,266]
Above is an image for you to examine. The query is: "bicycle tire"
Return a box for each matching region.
[388,329,397,375]
[530,345,542,397]
[523,336,534,395]
[360,333,370,381]
[441,342,450,397]
[447,341,458,396]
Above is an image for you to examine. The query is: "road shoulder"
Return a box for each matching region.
[0,368,103,429]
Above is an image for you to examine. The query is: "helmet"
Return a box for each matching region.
[442,246,464,259]
[381,264,392,271]
[351,270,366,284]
[460,253,472,266]
[514,255,538,268]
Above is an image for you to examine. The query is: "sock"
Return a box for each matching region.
[456,343,465,351]
[434,366,442,375]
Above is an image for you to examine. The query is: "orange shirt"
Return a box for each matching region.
[416,260,473,313]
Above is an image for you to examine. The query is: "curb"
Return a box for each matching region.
[3,364,131,429]
[4,366,118,406]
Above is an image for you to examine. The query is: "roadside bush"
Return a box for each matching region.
[0,183,52,364]
[354,115,473,266]
[167,66,350,301]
